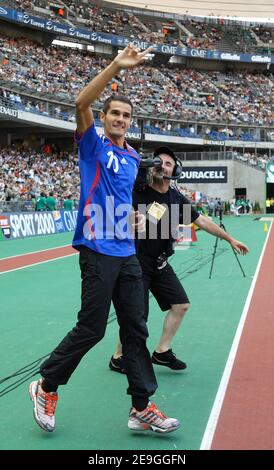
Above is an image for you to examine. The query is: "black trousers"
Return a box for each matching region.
[40,246,157,400]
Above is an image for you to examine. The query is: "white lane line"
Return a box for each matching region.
[200,222,273,450]
[0,253,77,275]
[0,244,72,260]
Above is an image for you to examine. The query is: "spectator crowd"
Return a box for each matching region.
[0,146,80,211]
[0,36,273,126]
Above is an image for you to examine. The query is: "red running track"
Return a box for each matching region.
[0,246,76,273]
[211,223,274,450]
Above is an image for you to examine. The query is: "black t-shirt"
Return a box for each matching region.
[133,186,199,258]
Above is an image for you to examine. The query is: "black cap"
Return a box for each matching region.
[153,146,176,163]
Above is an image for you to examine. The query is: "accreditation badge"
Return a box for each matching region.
[147,201,166,224]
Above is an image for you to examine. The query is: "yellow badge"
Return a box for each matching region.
[147,201,167,224]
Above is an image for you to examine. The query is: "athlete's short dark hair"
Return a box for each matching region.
[103,95,133,115]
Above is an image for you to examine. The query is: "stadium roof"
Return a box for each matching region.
[103,1,274,22]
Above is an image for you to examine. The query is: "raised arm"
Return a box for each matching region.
[195,214,249,255]
[75,44,153,135]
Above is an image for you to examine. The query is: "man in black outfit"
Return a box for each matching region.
[109,146,249,374]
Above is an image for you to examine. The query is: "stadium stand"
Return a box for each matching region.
[0,36,273,126]
[0,0,273,211]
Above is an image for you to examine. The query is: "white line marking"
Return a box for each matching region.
[0,244,71,260]
[0,253,77,275]
[200,222,273,450]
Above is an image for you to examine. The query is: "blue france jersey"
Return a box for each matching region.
[72,124,140,257]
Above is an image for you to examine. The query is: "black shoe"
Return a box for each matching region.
[109,356,126,374]
[151,349,187,371]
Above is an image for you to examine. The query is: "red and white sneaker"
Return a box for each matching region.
[29,379,58,432]
[128,402,180,434]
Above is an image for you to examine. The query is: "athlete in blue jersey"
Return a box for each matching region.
[72,110,141,257]
[29,45,180,435]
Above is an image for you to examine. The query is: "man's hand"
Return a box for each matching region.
[131,211,146,233]
[230,239,249,255]
[113,44,154,70]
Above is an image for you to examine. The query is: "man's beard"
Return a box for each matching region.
[153,172,164,183]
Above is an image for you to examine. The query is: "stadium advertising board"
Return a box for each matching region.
[0,215,11,240]
[179,166,228,183]
[0,211,78,241]
[125,131,141,140]
[0,6,273,64]
[0,104,18,118]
